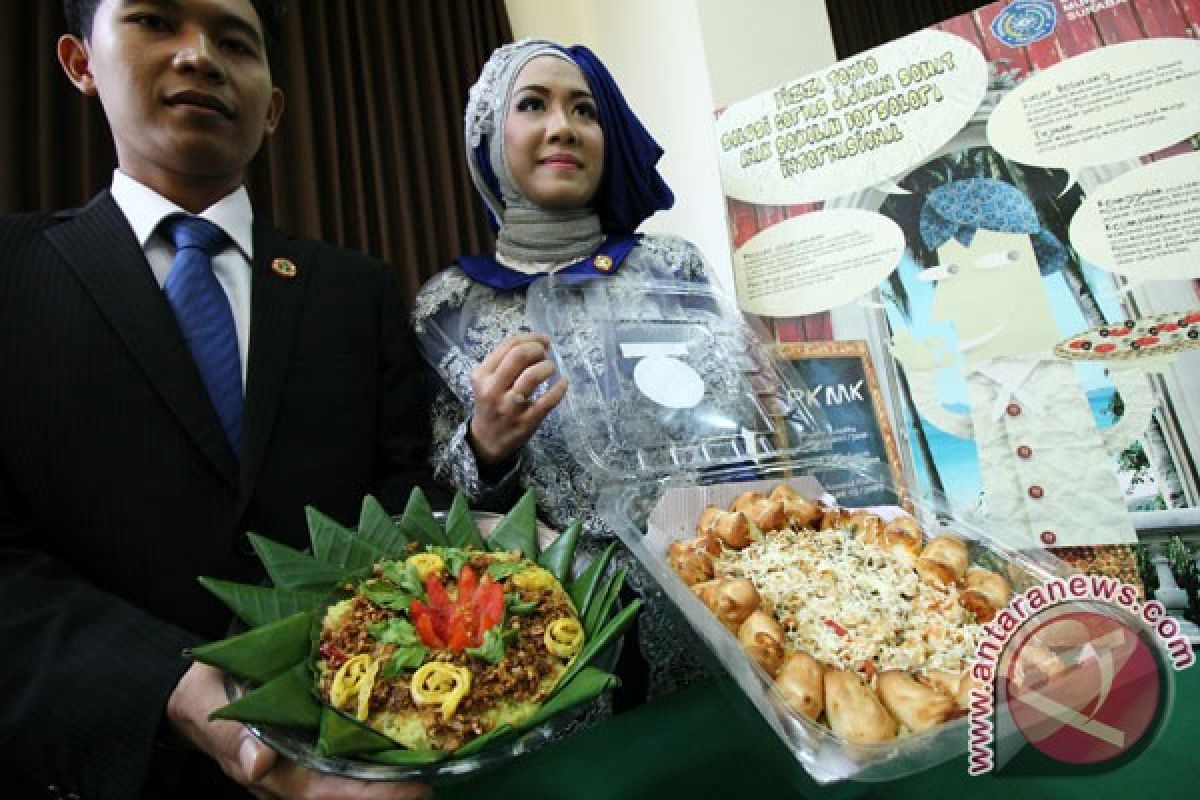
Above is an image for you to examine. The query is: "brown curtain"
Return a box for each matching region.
[0,1,511,303]
[825,0,989,56]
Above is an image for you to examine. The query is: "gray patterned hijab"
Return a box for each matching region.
[465,39,605,268]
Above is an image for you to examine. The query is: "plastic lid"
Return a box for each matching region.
[527,274,835,482]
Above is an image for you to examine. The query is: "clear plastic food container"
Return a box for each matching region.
[526,274,836,482]
[600,469,1074,784]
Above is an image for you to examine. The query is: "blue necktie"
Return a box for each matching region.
[162,215,243,456]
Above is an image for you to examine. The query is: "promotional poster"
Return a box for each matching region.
[717,1,1200,579]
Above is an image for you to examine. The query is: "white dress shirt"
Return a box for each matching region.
[109,170,253,389]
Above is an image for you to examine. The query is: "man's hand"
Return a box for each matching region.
[468,332,568,465]
[167,663,431,800]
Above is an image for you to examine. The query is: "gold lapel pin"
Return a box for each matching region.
[593,254,614,272]
[271,257,297,279]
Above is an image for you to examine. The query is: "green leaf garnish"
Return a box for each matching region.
[318,708,396,757]
[465,625,515,664]
[397,487,446,546]
[485,559,528,581]
[445,491,486,550]
[484,488,538,559]
[365,748,444,765]
[537,518,582,585]
[556,599,642,692]
[368,617,421,646]
[209,664,322,728]
[187,611,311,683]
[584,566,628,637]
[360,578,413,611]
[430,545,472,577]
[380,560,425,598]
[307,507,386,570]
[568,541,618,616]
[504,592,539,616]
[197,578,328,628]
[524,667,619,729]
[382,645,429,676]
[247,534,345,591]
[356,495,410,556]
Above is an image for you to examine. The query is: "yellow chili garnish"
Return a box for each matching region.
[406,552,445,579]
[544,617,585,658]
[410,662,472,720]
[330,654,381,721]
[512,566,557,591]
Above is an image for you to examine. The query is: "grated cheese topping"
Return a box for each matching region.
[713,526,983,678]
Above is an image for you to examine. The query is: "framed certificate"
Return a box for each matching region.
[777,340,906,507]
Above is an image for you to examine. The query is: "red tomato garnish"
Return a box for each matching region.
[477,578,506,634]
[1182,312,1200,325]
[1094,343,1116,353]
[409,598,446,648]
[446,613,471,651]
[823,618,848,637]
[413,568,507,652]
[1068,340,1086,349]
[457,564,479,605]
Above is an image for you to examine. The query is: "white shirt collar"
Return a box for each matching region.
[109,169,255,259]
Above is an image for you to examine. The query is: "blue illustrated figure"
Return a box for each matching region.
[889,178,1154,548]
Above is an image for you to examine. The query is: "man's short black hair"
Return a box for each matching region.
[63,0,286,73]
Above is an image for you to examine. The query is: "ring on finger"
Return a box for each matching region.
[507,389,530,405]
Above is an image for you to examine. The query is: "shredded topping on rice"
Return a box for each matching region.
[714,527,983,677]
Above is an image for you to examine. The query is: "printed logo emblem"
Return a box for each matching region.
[1003,609,1162,765]
[991,0,1058,47]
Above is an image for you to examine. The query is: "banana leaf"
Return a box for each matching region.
[196,486,639,765]
[198,578,329,628]
[397,487,447,546]
[366,748,444,765]
[583,566,627,638]
[568,541,618,617]
[444,491,486,551]
[186,612,311,683]
[307,507,387,570]
[556,599,642,692]
[536,518,581,585]
[485,488,538,559]
[317,708,397,757]
[247,534,345,591]
[356,495,411,557]
[210,664,322,728]
[523,667,619,730]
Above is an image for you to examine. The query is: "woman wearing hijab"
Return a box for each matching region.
[413,39,709,700]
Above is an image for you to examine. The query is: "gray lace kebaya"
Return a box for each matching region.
[465,39,605,268]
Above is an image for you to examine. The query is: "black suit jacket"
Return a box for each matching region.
[0,192,436,799]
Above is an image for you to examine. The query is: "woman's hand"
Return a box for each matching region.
[167,663,431,800]
[468,332,568,466]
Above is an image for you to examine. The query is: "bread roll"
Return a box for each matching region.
[825,670,897,744]
[775,651,825,721]
[876,671,958,733]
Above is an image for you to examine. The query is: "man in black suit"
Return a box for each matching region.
[0,1,434,798]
